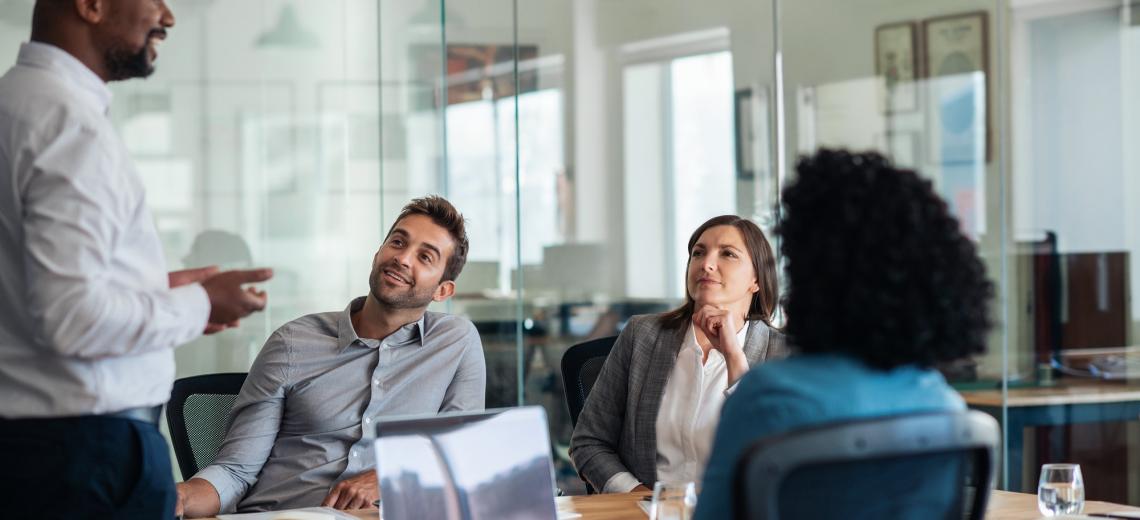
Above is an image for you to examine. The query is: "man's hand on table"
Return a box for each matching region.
[175,478,221,518]
[321,471,380,510]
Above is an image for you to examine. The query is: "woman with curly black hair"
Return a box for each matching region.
[692,149,995,519]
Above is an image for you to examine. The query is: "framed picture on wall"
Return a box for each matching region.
[922,12,988,79]
[922,11,991,163]
[874,21,918,113]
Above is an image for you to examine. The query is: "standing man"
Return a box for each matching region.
[0,0,273,518]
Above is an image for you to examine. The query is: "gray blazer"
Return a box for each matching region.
[568,312,787,491]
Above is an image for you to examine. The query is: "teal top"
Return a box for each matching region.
[692,354,965,520]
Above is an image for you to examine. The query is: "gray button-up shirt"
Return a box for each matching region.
[195,297,486,513]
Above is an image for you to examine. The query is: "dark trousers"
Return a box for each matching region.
[0,415,176,519]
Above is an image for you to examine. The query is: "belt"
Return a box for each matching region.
[0,406,161,425]
[105,406,161,425]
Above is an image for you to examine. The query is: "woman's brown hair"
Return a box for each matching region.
[661,215,779,329]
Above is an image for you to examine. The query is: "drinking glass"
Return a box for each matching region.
[650,481,698,520]
[1038,463,1085,516]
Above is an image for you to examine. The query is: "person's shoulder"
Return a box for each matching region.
[623,312,673,335]
[423,310,476,332]
[738,354,844,396]
[423,311,480,345]
[721,357,828,432]
[269,310,341,347]
[745,355,963,412]
[0,66,101,139]
[766,324,787,344]
[887,364,965,410]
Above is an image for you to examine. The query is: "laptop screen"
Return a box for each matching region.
[373,406,558,520]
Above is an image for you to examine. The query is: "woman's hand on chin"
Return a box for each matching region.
[693,305,749,385]
[693,305,744,356]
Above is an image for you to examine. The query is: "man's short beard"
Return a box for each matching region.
[370,285,434,310]
[104,43,153,81]
[369,269,435,310]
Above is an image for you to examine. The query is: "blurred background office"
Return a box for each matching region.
[1,0,1137,502]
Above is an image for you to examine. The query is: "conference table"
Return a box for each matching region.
[210,489,1140,519]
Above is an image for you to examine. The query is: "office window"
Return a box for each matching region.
[623,49,737,299]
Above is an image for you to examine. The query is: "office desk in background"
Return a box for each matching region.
[961,381,1140,493]
[203,490,1139,519]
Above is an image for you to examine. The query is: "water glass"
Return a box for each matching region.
[1037,463,1085,516]
[650,481,697,520]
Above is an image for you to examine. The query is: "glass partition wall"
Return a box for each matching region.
[780,0,1140,502]
[2,0,1138,502]
[1003,0,1140,503]
[377,0,1140,500]
[379,0,781,493]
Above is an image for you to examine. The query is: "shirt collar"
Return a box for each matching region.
[336,296,426,352]
[16,41,113,116]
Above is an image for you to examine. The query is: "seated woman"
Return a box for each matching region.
[569,215,787,493]
[692,149,995,519]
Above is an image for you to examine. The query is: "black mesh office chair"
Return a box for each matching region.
[165,372,248,480]
[734,411,999,520]
[560,335,617,495]
[560,335,617,428]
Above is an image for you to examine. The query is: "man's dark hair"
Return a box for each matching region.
[662,215,779,329]
[777,149,994,370]
[386,195,469,283]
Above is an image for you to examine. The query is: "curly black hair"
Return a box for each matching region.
[777,149,994,370]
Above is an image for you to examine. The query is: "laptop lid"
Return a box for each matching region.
[373,406,558,520]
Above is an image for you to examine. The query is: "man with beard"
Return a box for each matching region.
[0,0,272,518]
[175,196,487,517]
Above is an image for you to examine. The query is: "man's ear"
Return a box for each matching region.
[432,280,456,302]
[74,0,108,24]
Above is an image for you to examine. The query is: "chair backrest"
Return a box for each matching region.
[560,336,617,428]
[165,372,248,481]
[734,411,999,520]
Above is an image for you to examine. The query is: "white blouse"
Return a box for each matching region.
[603,322,749,492]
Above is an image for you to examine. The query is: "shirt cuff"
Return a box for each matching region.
[602,471,643,493]
[171,283,211,339]
[193,465,242,514]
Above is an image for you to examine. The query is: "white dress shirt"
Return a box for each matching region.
[603,322,749,492]
[0,42,210,418]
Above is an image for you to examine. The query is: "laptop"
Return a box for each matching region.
[373,406,559,520]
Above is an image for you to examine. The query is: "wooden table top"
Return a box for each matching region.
[555,491,648,519]
[243,489,1138,519]
[959,380,1140,407]
[987,489,1140,519]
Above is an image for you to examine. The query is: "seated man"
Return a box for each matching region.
[176,196,486,517]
